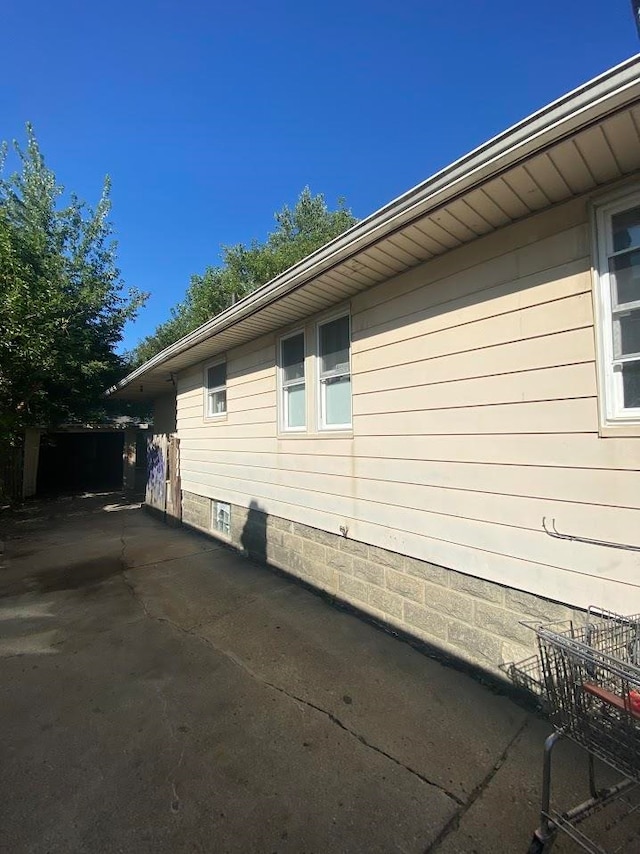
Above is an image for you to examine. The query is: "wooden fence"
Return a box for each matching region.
[145,433,181,520]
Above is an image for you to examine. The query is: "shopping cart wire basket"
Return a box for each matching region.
[506,608,640,853]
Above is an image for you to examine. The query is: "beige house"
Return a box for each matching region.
[112,56,640,677]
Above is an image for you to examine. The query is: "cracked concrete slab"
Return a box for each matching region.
[4,610,457,853]
[191,584,527,803]
[124,550,294,631]
[1,493,638,853]
[432,715,640,853]
[121,537,528,804]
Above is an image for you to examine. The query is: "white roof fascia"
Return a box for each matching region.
[111,53,640,395]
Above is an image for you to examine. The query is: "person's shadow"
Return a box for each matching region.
[240,499,267,562]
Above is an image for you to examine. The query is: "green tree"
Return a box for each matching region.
[131,187,356,365]
[0,125,146,443]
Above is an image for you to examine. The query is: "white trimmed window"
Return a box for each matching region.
[205,359,227,417]
[212,500,230,536]
[280,331,306,431]
[318,314,352,430]
[595,193,640,424]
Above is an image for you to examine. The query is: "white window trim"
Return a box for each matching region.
[278,329,306,433]
[203,357,227,420]
[211,499,231,538]
[316,312,352,432]
[593,188,640,428]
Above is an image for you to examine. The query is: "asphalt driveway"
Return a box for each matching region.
[0,494,637,853]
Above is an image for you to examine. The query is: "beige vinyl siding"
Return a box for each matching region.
[180,433,640,468]
[356,291,593,372]
[176,193,640,614]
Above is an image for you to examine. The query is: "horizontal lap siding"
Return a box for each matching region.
[355,291,593,372]
[177,453,640,509]
[179,433,640,467]
[355,398,598,435]
[178,457,640,554]
[353,363,595,412]
[176,197,640,612]
[351,198,638,611]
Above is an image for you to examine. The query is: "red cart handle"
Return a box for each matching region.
[583,682,640,719]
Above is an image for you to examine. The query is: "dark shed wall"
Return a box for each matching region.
[37,432,125,494]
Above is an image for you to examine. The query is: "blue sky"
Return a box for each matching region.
[2,1,639,352]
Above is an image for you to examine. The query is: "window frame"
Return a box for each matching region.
[316,312,352,432]
[204,358,227,420]
[593,188,640,428]
[278,329,307,433]
[212,499,231,538]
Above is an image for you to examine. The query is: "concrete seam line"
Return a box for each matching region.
[423,716,531,853]
[123,546,225,572]
[261,684,466,808]
[119,561,465,807]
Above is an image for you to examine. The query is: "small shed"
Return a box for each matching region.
[19,420,150,499]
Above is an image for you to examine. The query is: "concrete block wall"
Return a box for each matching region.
[182,491,210,531]
[181,490,584,678]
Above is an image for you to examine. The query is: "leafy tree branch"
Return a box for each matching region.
[130,187,357,366]
[0,125,147,444]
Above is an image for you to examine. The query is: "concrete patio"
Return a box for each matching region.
[0,494,637,853]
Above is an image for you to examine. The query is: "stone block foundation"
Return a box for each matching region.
[180,490,584,678]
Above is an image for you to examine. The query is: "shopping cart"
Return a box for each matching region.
[506,609,640,853]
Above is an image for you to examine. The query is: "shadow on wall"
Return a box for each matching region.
[240,499,267,563]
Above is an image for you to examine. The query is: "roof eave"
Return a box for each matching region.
[110,53,640,398]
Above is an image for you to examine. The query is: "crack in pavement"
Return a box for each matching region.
[119,563,467,809]
[119,526,127,573]
[117,517,528,825]
[123,546,226,573]
[423,717,531,853]
[185,583,297,636]
[264,682,466,807]
[121,562,297,636]
[117,502,225,574]
[120,572,164,625]
[154,682,186,815]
